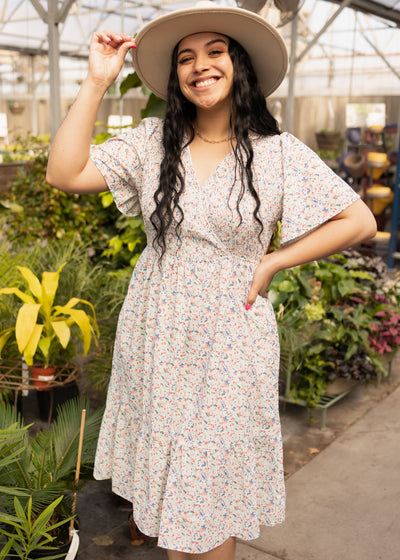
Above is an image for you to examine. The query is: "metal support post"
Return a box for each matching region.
[30,56,38,135]
[30,0,75,138]
[388,133,400,269]
[48,0,61,138]
[286,15,298,134]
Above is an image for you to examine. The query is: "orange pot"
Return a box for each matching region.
[30,365,56,391]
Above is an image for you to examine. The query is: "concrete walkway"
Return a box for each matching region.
[238,384,400,560]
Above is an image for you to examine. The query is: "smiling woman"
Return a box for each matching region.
[45,1,376,559]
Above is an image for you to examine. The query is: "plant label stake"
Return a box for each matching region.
[67,408,86,557]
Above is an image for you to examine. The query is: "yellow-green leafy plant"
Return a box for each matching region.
[0,263,99,368]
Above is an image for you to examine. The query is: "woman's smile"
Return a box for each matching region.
[192,77,219,89]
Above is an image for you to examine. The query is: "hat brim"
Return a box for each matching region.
[132,5,288,100]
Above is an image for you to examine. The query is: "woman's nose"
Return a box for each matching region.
[193,53,210,73]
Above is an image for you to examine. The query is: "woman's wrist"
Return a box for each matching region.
[261,250,285,275]
[82,75,110,98]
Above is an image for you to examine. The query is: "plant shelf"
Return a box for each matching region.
[280,388,355,431]
[0,359,78,391]
[0,359,80,422]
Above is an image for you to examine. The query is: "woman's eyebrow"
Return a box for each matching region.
[177,38,228,57]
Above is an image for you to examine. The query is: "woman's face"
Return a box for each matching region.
[176,32,234,112]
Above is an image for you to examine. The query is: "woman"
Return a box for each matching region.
[46,2,377,558]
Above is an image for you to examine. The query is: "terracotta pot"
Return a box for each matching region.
[30,365,56,391]
[0,162,24,192]
[8,102,25,115]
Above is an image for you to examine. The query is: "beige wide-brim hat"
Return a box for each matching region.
[132,0,288,100]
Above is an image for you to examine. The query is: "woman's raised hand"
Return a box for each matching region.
[88,31,136,89]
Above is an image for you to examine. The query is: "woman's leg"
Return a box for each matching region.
[167,537,236,560]
[167,550,190,560]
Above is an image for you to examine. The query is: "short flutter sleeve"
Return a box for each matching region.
[90,117,162,216]
[280,132,359,246]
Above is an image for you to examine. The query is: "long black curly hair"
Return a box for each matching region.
[150,36,281,257]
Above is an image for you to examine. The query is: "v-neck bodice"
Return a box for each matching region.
[185,141,235,188]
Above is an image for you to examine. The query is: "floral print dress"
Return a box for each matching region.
[90,117,359,553]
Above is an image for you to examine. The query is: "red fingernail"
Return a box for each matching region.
[245,304,251,310]
[131,45,137,49]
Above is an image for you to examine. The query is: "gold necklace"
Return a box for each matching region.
[194,127,235,144]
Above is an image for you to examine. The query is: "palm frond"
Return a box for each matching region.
[0,402,24,430]
[51,397,103,480]
[0,398,103,516]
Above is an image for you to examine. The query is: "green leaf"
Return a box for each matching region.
[338,278,356,298]
[120,72,142,97]
[31,495,63,533]
[278,280,297,293]
[99,191,114,208]
[141,93,166,119]
[0,485,29,496]
[0,536,14,558]
[0,200,23,212]
[297,273,312,298]
[344,343,358,361]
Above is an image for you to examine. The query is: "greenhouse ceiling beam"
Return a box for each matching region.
[359,27,400,80]
[296,0,352,64]
[30,0,75,138]
[329,0,400,26]
[0,0,25,33]
[0,43,89,60]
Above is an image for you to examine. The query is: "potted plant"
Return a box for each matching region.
[7,100,25,115]
[315,128,342,152]
[1,495,74,559]
[0,398,103,559]
[0,262,99,391]
[271,252,394,413]
[1,134,49,193]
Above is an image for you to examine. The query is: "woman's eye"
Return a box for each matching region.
[178,56,192,64]
[210,50,223,56]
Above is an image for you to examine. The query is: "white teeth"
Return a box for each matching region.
[195,78,217,88]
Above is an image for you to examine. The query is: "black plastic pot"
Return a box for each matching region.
[29,539,72,559]
[36,380,80,422]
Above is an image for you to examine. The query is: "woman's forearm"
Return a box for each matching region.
[246,199,377,306]
[271,200,377,273]
[46,78,107,191]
